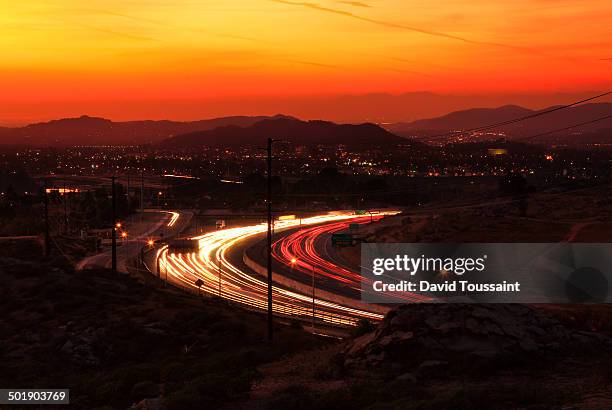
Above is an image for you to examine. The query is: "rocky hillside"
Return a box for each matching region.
[0,256,326,409]
[251,303,612,409]
[343,304,611,375]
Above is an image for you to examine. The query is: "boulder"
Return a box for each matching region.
[343,304,610,374]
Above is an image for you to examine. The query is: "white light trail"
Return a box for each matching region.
[166,211,180,227]
[155,211,399,326]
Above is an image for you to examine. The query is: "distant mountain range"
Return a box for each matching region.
[0,114,296,147]
[160,118,406,148]
[385,103,612,141]
[6,91,609,124]
[0,102,610,147]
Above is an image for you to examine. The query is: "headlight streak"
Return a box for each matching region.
[166,211,180,227]
[155,211,400,326]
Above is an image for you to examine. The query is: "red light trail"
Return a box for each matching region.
[272,218,431,303]
[152,210,428,330]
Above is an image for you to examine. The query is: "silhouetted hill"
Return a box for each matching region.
[386,103,612,142]
[0,114,296,147]
[388,105,532,132]
[161,118,409,147]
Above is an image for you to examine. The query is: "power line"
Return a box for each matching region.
[516,113,612,142]
[276,188,421,198]
[416,91,611,141]
[111,176,117,273]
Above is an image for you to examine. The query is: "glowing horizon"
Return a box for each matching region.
[1,0,611,121]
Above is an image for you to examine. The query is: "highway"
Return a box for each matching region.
[77,210,190,272]
[269,219,431,304]
[153,211,401,327]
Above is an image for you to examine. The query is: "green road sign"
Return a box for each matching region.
[332,233,353,247]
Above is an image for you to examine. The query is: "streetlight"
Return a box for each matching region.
[141,239,154,272]
[195,278,204,297]
[290,258,316,333]
[155,250,166,286]
[122,231,128,268]
[156,250,168,286]
[218,264,222,298]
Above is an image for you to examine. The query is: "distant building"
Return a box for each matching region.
[487,148,508,156]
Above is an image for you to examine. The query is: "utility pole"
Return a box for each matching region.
[140,169,144,224]
[124,233,129,268]
[218,264,222,298]
[312,264,316,334]
[140,246,144,273]
[267,137,274,342]
[44,179,50,257]
[111,176,117,273]
[63,180,68,234]
[126,174,130,218]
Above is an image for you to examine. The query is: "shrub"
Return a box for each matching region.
[352,318,375,337]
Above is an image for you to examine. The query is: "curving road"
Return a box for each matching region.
[270,219,431,304]
[154,211,400,327]
[77,210,189,272]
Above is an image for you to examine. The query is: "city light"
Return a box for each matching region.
[45,188,80,194]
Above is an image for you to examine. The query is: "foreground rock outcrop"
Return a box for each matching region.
[344,304,611,375]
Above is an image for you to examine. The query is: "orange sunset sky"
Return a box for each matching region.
[1,0,611,123]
